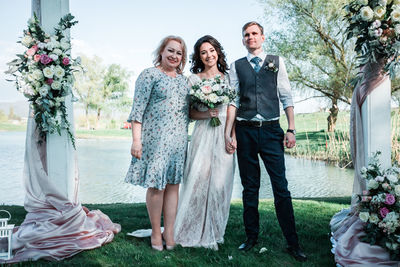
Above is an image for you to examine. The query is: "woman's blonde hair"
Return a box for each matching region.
[153,35,187,74]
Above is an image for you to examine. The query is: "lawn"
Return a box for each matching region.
[1,197,350,266]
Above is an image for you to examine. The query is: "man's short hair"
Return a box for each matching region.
[242,21,264,36]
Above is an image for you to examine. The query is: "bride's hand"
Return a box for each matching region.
[131,140,142,159]
[208,108,219,118]
[225,135,236,154]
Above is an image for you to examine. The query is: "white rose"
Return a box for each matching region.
[222,96,230,104]
[54,66,65,79]
[208,93,218,103]
[53,48,62,56]
[394,185,400,196]
[369,213,380,224]
[391,9,400,22]
[358,0,369,5]
[49,54,58,61]
[212,84,220,92]
[367,179,379,190]
[387,174,398,183]
[375,175,384,182]
[43,67,54,78]
[359,211,370,222]
[374,6,386,18]
[32,70,44,81]
[39,85,49,96]
[51,81,62,90]
[379,0,388,6]
[268,62,274,68]
[21,35,33,47]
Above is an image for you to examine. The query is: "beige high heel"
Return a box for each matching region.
[162,234,175,251]
[151,244,164,251]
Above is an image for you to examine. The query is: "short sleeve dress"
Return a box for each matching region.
[125,67,190,190]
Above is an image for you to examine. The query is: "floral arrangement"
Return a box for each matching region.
[358,152,400,259]
[264,60,279,73]
[5,14,81,148]
[344,0,400,79]
[190,75,236,127]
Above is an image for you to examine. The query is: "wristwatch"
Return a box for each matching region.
[287,129,296,135]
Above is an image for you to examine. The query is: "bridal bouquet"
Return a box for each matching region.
[344,0,400,79]
[5,14,81,148]
[190,75,236,127]
[358,152,400,260]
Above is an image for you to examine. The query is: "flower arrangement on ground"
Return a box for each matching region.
[190,75,236,127]
[5,13,81,148]
[358,152,400,260]
[344,0,400,79]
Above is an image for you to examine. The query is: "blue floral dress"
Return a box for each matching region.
[125,67,189,190]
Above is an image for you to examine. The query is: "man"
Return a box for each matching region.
[226,21,307,262]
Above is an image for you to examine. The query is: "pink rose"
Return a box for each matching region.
[40,54,52,65]
[46,78,53,85]
[33,54,41,62]
[32,44,38,52]
[201,85,212,94]
[26,47,36,57]
[62,57,70,65]
[385,194,396,205]
[380,207,389,218]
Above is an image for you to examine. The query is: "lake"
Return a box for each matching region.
[0,131,354,205]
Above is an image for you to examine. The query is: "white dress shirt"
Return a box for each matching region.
[229,51,294,121]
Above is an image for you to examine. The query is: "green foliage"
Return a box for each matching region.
[1,198,349,266]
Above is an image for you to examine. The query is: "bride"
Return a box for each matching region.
[174,35,236,250]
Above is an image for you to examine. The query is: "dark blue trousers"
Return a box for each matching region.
[236,122,299,247]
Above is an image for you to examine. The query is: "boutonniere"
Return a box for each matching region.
[264,60,278,73]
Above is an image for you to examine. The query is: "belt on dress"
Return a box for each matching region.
[236,119,279,127]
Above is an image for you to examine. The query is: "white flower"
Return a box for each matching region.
[358,0,369,5]
[53,48,63,55]
[222,96,230,104]
[375,175,385,182]
[379,0,388,6]
[359,211,370,222]
[367,179,379,190]
[394,0,400,5]
[54,66,65,79]
[32,70,44,81]
[372,20,382,28]
[374,6,386,18]
[395,185,400,196]
[37,42,46,49]
[268,62,274,68]
[208,93,218,103]
[387,174,398,183]
[21,35,33,47]
[49,53,58,61]
[369,213,380,224]
[43,67,54,78]
[39,85,49,96]
[51,81,61,90]
[60,41,70,50]
[391,9,400,22]
[212,84,220,92]
[361,167,368,174]
[360,6,374,21]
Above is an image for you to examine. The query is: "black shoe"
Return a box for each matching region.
[286,246,307,262]
[238,238,257,251]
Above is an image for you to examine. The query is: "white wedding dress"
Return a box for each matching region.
[174,74,235,250]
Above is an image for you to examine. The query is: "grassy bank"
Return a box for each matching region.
[1,197,349,266]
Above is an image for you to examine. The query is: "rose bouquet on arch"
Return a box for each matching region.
[344,0,400,79]
[190,75,236,127]
[4,13,81,148]
[358,152,400,260]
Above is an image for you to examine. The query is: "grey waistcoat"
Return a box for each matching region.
[235,55,280,120]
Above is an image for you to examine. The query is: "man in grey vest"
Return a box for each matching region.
[226,21,306,262]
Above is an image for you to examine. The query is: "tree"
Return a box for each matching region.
[74,55,104,129]
[261,0,356,131]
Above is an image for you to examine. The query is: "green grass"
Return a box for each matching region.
[75,129,131,139]
[1,197,350,266]
[0,122,26,131]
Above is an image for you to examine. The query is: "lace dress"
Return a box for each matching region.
[174,74,235,250]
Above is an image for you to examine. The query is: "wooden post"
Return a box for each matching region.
[31,0,76,202]
[361,78,392,169]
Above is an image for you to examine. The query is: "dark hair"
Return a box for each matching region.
[153,35,187,74]
[190,35,229,74]
[242,21,264,36]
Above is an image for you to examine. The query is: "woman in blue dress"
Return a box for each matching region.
[125,36,189,251]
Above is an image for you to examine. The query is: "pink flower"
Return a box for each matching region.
[385,194,396,205]
[201,85,212,94]
[33,54,41,62]
[361,196,370,202]
[46,78,53,85]
[40,54,52,65]
[32,44,38,52]
[362,190,370,195]
[380,207,389,218]
[62,57,70,65]
[26,47,36,57]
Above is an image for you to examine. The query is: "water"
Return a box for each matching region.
[0,131,354,205]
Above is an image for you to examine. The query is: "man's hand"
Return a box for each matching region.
[284,132,296,149]
[225,135,237,154]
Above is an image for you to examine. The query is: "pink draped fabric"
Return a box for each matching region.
[332,60,399,266]
[0,111,121,263]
